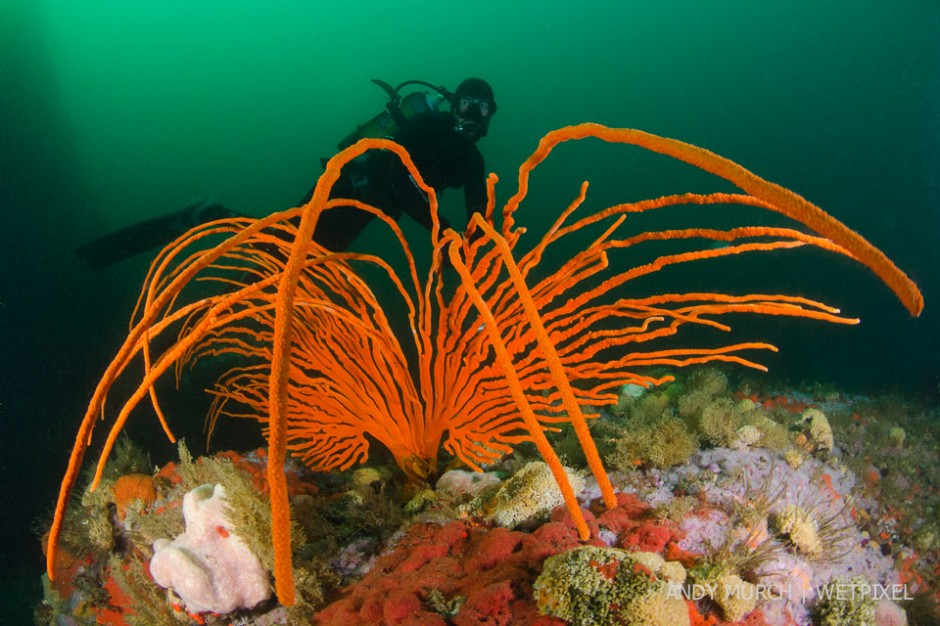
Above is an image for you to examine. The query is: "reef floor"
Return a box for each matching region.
[37,370,940,625]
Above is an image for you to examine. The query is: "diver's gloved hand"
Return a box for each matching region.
[435,226,477,273]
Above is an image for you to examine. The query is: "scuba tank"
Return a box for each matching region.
[337,79,452,149]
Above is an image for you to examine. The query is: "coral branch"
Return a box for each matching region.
[48,124,921,611]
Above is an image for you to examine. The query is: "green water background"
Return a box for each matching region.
[2,1,937,621]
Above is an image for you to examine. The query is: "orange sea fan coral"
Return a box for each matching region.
[47,123,922,607]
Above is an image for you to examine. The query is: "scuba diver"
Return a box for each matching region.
[75,77,497,268]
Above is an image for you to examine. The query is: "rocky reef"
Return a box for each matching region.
[37,370,940,625]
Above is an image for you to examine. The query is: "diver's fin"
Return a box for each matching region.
[75,198,241,269]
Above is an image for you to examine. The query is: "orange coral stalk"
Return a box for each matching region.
[454,216,618,513]
[446,239,592,538]
[47,124,922,611]
[510,123,922,316]
[266,138,440,602]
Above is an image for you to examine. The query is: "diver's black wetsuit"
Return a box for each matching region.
[313,110,487,250]
[75,110,487,268]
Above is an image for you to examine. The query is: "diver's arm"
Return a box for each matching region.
[400,192,454,233]
[463,150,488,226]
